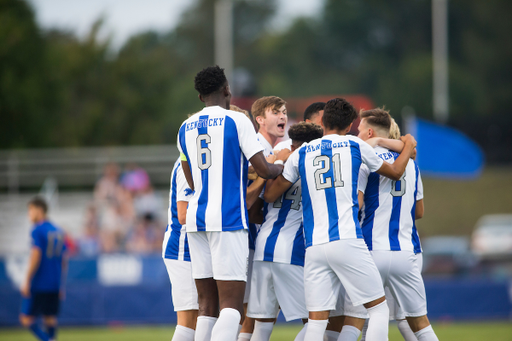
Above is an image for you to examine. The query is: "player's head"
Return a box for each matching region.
[357,108,392,141]
[28,196,48,223]
[389,117,401,140]
[288,122,324,151]
[251,96,287,138]
[230,104,258,132]
[322,98,358,134]
[303,102,326,128]
[194,66,231,108]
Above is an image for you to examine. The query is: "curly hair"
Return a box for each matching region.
[288,122,324,144]
[194,66,227,96]
[322,98,357,131]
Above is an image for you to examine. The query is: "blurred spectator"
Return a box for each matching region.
[77,205,101,257]
[133,185,162,220]
[121,163,150,193]
[125,213,162,254]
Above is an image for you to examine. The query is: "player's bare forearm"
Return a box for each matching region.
[248,198,264,224]
[415,199,424,219]
[376,134,416,180]
[358,191,364,210]
[246,177,266,209]
[250,152,284,179]
[177,201,188,225]
[377,138,405,153]
[263,175,293,203]
[181,160,194,191]
[22,247,42,296]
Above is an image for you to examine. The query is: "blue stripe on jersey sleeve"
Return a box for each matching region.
[195,115,209,231]
[298,147,314,248]
[349,140,363,238]
[361,173,380,251]
[221,116,245,230]
[411,160,422,253]
[321,140,341,242]
[291,222,305,266]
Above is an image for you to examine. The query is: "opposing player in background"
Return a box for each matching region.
[20,197,67,341]
[177,66,283,341]
[274,102,325,152]
[264,98,417,341]
[162,159,197,341]
[352,108,438,341]
[248,122,323,341]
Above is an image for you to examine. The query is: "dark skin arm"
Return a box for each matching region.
[374,135,417,181]
[249,152,284,180]
[181,160,194,191]
[248,198,265,224]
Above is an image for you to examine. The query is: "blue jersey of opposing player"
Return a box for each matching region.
[30,221,66,292]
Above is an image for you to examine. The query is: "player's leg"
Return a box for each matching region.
[187,232,218,341]
[303,244,340,341]
[42,316,57,341]
[325,316,343,341]
[328,239,389,341]
[239,248,256,341]
[20,296,50,341]
[210,230,249,341]
[386,251,439,341]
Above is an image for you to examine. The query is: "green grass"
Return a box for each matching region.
[1,322,512,341]
[417,166,512,237]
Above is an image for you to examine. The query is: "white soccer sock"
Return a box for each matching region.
[397,319,418,341]
[294,323,308,341]
[195,316,217,341]
[237,332,252,341]
[172,325,195,341]
[366,301,389,341]
[210,308,241,341]
[338,325,361,341]
[414,325,439,341]
[251,321,274,341]
[323,329,339,341]
[359,320,369,341]
[304,319,328,341]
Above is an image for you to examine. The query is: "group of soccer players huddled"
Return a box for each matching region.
[19,64,438,341]
[162,65,439,341]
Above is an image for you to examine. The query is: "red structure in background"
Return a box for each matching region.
[232,94,374,135]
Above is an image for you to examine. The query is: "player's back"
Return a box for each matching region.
[178,106,263,232]
[289,134,383,248]
[31,221,65,292]
[359,146,423,252]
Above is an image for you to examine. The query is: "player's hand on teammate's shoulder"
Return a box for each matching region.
[400,134,417,148]
[275,148,291,163]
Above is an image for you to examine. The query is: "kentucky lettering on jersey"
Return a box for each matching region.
[358,146,424,253]
[162,159,194,261]
[282,134,383,248]
[254,179,305,266]
[177,106,264,232]
[30,221,66,292]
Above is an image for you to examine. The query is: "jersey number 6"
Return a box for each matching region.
[197,134,212,170]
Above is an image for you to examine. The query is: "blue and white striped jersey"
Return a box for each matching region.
[254,179,305,266]
[358,146,424,253]
[282,134,384,248]
[177,106,264,232]
[162,159,194,261]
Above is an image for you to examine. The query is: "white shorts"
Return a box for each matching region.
[330,283,369,319]
[247,261,308,321]
[187,229,249,281]
[380,251,427,320]
[244,248,255,304]
[304,238,384,311]
[163,258,199,311]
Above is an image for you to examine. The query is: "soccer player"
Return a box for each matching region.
[247,122,324,341]
[20,197,67,341]
[162,159,197,341]
[354,108,438,341]
[264,98,416,341]
[274,102,325,152]
[177,66,283,341]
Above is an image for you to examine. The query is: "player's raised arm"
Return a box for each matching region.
[375,134,417,181]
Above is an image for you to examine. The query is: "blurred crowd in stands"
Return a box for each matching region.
[70,163,164,257]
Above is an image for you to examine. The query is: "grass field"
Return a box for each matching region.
[1,322,512,341]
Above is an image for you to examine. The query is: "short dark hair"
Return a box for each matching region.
[360,108,391,133]
[288,122,324,144]
[322,98,358,131]
[28,196,48,214]
[194,66,227,97]
[303,102,325,121]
